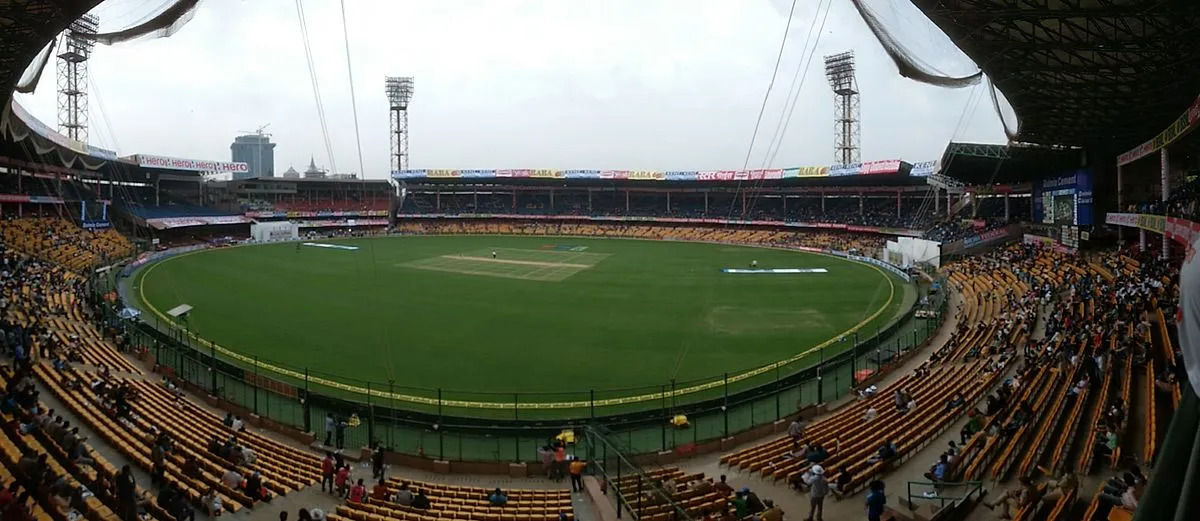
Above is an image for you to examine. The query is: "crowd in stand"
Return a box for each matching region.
[399,192,939,230]
[0,217,133,271]
[0,201,1192,521]
[393,220,890,255]
[932,242,1182,518]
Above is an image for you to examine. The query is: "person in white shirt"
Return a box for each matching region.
[222,469,243,490]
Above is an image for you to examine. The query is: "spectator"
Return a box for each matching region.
[201,488,223,517]
[830,468,852,500]
[805,465,828,521]
[1100,476,1143,511]
[924,454,949,482]
[221,469,243,491]
[117,465,137,521]
[371,444,386,480]
[335,465,350,497]
[349,479,367,503]
[395,483,414,505]
[960,410,983,444]
[411,490,431,509]
[371,480,389,502]
[983,476,1040,519]
[321,452,335,493]
[1042,472,1078,505]
[760,499,784,521]
[568,458,586,493]
[714,475,734,496]
[787,419,804,446]
[865,480,886,521]
[324,414,335,447]
[489,488,508,506]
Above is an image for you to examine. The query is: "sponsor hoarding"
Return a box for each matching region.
[1117,92,1200,166]
[135,154,249,173]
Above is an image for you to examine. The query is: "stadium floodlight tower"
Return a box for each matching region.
[57,13,99,144]
[385,77,414,229]
[385,76,415,172]
[824,51,860,166]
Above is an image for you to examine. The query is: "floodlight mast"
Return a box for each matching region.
[57,14,99,144]
[385,76,415,173]
[824,51,860,166]
[385,77,413,229]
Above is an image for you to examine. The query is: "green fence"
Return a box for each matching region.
[104,266,948,463]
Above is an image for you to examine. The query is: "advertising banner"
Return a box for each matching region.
[1106,213,1200,248]
[940,224,1023,254]
[0,194,65,204]
[627,170,665,181]
[962,227,1009,248]
[860,159,902,175]
[664,171,698,181]
[782,166,828,178]
[746,169,784,180]
[909,160,938,177]
[398,213,924,236]
[146,215,252,230]
[829,163,861,177]
[386,161,926,181]
[697,171,736,182]
[1105,213,1138,227]
[1118,92,1200,166]
[135,154,250,173]
[563,169,602,179]
[1137,214,1166,234]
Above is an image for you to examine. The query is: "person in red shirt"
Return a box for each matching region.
[371,480,389,502]
[0,482,15,510]
[349,480,367,503]
[552,446,566,481]
[2,493,33,521]
[335,466,351,498]
[321,453,335,493]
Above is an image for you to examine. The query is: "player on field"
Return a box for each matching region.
[492,250,497,259]
[751,259,758,268]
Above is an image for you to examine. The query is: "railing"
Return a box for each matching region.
[904,480,984,511]
[580,425,694,521]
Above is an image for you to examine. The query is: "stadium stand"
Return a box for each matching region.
[0,217,134,271]
[393,220,890,255]
[331,478,574,521]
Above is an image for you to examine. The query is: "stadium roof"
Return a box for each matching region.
[0,1,99,108]
[937,142,1083,185]
[913,0,1200,152]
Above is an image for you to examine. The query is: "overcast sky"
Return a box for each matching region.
[14,0,1006,178]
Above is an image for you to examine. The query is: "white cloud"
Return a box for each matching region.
[14,0,1006,177]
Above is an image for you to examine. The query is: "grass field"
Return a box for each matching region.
[131,235,910,408]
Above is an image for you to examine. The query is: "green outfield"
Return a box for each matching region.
[130,235,911,411]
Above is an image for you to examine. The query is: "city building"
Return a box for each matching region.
[302,157,326,179]
[230,133,276,179]
[281,166,300,179]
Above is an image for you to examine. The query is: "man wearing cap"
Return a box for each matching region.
[805,465,828,521]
